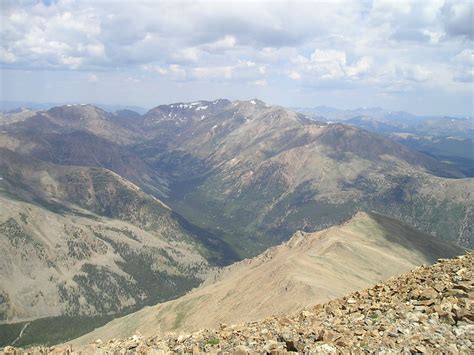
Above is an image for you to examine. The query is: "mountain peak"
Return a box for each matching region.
[46,104,108,120]
[232,98,268,108]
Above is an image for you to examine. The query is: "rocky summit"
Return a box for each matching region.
[4,253,472,354]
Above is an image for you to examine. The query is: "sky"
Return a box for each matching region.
[0,0,473,115]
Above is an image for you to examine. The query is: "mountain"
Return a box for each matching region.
[0,108,36,125]
[62,253,472,354]
[295,106,474,138]
[3,105,140,144]
[0,148,242,328]
[68,212,463,345]
[0,193,208,322]
[296,108,474,179]
[0,129,169,198]
[131,99,473,255]
[0,101,148,115]
[0,99,472,347]
[388,133,474,177]
[293,106,421,122]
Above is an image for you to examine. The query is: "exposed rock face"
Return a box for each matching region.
[5,253,472,353]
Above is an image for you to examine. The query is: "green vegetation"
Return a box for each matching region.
[0,218,36,247]
[207,337,220,345]
[0,322,25,346]
[0,315,116,347]
[369,313,379,320]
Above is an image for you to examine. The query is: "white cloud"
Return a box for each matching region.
[253,79,268,86]
[452,49,474,83]
[193,66,233,80]
[288,71,301,80]
[0,49,16,63]
[291,50,373,82]
[202,35,237,52]
[87,73,99,83]
[0,0,472,115]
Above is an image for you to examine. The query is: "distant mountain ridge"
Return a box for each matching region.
[294,105,474,139]
[0,101,148,115]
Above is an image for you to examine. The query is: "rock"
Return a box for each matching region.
[418,287,438,301]
[313,343,337,353]
[445,289,468,298]
[6,253,473,354]
[234,345,252,354]
[321,329,340,343]
[347,298,357,304]
[126,342,138,350]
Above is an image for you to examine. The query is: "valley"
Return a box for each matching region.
[2,1,473,352]
[0,99,472,348]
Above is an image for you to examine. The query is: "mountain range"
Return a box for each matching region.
[0,99,472,346]
[294,106,474,178]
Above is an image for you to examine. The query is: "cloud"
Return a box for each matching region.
[399,65,433,82]
[289,49,373,83]
[0,0,472,115]
[452,49,474,82]
[441,1,473,40]
[288,71,301,80]
[87,73,98,83]
[391,28,432,42]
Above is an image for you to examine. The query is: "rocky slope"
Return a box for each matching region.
[68,212,463,346]
[34,253,469,354]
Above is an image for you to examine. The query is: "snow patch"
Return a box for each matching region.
[250,100,256,105]
[196,105,208,111]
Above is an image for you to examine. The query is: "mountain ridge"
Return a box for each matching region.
[70,252,473,354]
[68,211,464,346]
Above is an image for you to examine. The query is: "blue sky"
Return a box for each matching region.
[1,0,473,115]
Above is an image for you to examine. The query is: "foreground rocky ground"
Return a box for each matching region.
[3,253,473,354]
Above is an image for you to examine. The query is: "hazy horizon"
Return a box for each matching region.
[2,98,474,119]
